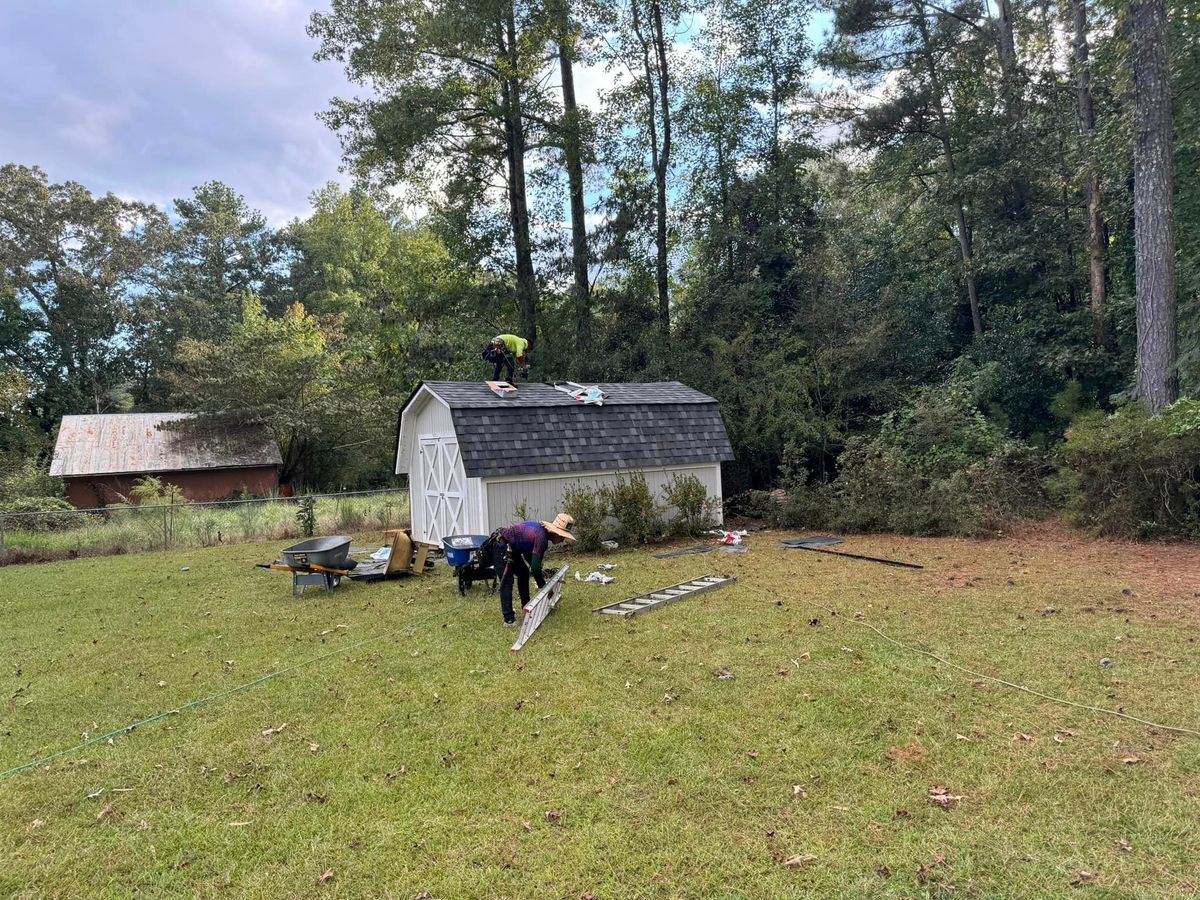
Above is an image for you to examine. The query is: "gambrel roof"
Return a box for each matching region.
[398,382,733,479]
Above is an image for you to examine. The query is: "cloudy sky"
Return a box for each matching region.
[0,0,354,225]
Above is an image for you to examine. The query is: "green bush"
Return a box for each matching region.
[0,461,64,504]
[1058,400,1200,539]
[561,483,607,552]
[600,472,662,545]
[662,473,718,536]
[296,496,317,537]
[827,382,1047,537]
[0,496,80,532]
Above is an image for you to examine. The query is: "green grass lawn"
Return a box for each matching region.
[2,529,1200,898]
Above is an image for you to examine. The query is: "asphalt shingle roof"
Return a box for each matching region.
[412,382,733,478]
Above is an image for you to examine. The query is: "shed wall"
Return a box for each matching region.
[403,394,472,544]
[483,464,723,532]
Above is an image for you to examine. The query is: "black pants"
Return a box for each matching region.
[491,353,515,383]
[492,542,545,623]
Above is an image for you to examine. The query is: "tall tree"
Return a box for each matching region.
[1131,0,1177,412]
[0,164,168,418]
[551,0,593,351]
[310,0,555,345]
[1067,0,1108,344]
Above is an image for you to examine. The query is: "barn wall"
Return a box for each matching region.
[64,466,280,508]
[483,464,723,532]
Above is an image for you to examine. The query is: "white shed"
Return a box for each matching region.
[394,381,734,545]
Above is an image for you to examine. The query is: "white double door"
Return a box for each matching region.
[419,435,467,544]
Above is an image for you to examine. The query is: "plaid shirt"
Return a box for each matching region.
[498,521,548,559]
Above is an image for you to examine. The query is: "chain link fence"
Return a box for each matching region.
[0,488,411,562]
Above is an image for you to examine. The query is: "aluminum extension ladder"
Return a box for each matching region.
[511,565,569,651]
[592,575,736,619]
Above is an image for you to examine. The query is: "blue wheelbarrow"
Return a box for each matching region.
[443,534,497,596]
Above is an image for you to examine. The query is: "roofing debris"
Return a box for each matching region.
[50,413,281,478]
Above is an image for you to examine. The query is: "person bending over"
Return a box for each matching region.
[491,513,574,626]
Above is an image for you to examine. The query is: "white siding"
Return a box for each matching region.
[482,464,723,531]
[400,391,468,544]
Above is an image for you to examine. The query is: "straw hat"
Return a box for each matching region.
[542,513,576,540]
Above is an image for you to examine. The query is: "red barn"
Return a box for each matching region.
[50,413,282,508]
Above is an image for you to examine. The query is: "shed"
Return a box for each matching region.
[50,413,283,507]
[395,382,734,545]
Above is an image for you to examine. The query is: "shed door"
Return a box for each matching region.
[418,435,467,544]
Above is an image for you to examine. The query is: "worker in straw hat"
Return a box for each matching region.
[491,513,575,627]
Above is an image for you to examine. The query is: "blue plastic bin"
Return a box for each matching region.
[443,534,489,566]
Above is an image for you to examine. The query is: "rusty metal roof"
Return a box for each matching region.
[50,413,282,478]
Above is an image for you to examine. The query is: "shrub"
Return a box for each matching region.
[561,483,607,552]
[1058,400,1200,539]
[829,382,1046,537]
[0,461,64,504]
[0,496,79,532]
[600,472,662,545]
[662,473,718,536]
[774,481,836,530]
[296,496,317,537]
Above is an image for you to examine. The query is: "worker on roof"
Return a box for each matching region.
[482,333,530,383]
[492,513,574,627]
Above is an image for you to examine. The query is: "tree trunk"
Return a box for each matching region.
[1131,0,1177,413]
[1069,0,1108,344]
[501,7,539,345]
[650,0,672,336]
[914,7,983,336]
[995,0,1019,87]
[557,9,591,354]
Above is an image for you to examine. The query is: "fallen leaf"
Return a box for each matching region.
[261,723,287,738]
[955,734,971,742]
[747,751,759,759]
[1041,607,1057,616]
[157,680,167,688]
[1115,837,1132,852]
[792,784,807,798]
[916,852,948,884]
[715,667,734,680]
[136,820,150,830]
[800,652,811,660]
[928,785,964,810]
[546,810,562,824]
[85,789,104,800]
[782,854,818,868]
[310,742,320,754]
[873,863,891,878]
[1122,756,1142,765]
[581,894,596,900]
[1012,732,1036,742]
[29,818,45,830]
[95,802,115,823]
[1070,868,1096,886]
[305,792,329,804]
[318,868,334,885]
[522,820,532,832]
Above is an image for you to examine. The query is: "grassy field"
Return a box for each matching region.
[2,527,1199,898]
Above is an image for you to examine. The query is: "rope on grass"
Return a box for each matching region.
[844,616,1200,738]
[0,600,467,779]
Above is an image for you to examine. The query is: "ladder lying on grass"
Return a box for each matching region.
[511,565,569,651]
[592,575,736,619]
